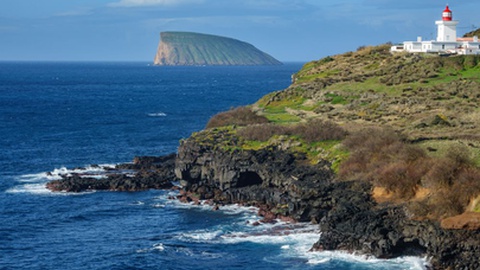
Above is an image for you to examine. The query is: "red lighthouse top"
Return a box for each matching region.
[442,5,452,21]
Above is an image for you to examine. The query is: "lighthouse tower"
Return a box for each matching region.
[435,5,458,42]
[391,5,480,55]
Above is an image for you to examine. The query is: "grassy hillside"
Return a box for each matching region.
[199,44,480,222]
[464,28,480,38]
[154,32,282,66]
[258,44,480,139]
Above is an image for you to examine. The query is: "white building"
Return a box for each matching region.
[391,5,480,55]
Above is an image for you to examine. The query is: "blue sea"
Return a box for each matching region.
[0,62,428,270]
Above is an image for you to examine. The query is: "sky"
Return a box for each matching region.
[0,0,479,62]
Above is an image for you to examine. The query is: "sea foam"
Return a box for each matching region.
[168,200,430,270]
[147,112,167,117]
[5,164,116,195]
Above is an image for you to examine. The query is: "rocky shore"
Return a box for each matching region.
[47,137,479,269]
[46,154,176,192]
[174,135,480,270]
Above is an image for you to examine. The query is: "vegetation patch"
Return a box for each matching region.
[264,113,301,124]
[237,119,346,144]
[200,44,480,223]
[338,127,480,220]
[206,106,268,129]
[325,93,348,105]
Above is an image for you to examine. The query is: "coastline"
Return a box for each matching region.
[46,139,479,270]
[41,49,480,269]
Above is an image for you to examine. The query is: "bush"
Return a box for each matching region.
[445,144,474,167]
[339,127,407,181]
[237,119,347,143]
[206,106,269,129]
[339,127,428,199]
[374,158,429,199]
[422,158,457,189]
[340,126,480,219]
[342,127,400,153]
[450,167,480,209]
[291,119,347,143]
[237,124,288,141]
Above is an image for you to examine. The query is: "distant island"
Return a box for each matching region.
[153,32,282,66]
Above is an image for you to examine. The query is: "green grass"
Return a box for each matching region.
[295,69,340,84]
[286,139,348,172]
[325,93,348,105]
[473,197,480,212]
[265,113,301,124]
[418,140,480,167]
[307,140,349,173]
[242,140,268,150]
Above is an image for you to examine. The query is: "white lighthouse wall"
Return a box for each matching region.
[436,21,458,42]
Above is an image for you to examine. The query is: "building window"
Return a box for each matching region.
[442,44,445,49]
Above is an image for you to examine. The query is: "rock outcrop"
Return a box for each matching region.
[175,133,338,222]
[153,32,282,66]
[175,134,480,270]
[46,154,176,192]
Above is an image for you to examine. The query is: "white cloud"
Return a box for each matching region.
[108,0,202,7]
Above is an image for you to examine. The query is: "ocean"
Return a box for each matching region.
[0,62,427,269]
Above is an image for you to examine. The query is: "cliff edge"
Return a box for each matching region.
[174,45,480,269]
[153,32,282,66]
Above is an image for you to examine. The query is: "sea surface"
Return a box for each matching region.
[0,62,428,270]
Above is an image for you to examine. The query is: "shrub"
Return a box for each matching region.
[292,119,347,143]
[445,144,474,167]
[429,189,466,218]
[422,158,457,189]
[374,158,429,199]
[342,127,400,153]
[206,106,268,129]
[339,127,427,198]
[237,124,289,141]
[339,126,480,219]
[237,119,347,143]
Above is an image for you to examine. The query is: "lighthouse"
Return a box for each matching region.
[391,5,480,55]
[435,5,459,42]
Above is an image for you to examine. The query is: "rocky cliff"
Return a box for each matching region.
[172,45,480,269]
[49,43,480,269]
[173,124,480,269]
[153,32,282,66]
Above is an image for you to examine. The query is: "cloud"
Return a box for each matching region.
[108,0,202,7]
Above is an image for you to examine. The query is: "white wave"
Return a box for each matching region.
[216,204,258,216]
[6,164,117,195]
[131,201,145,206]
[177,213,429,270]
[147,112,167,117]
[221,224,320,245]
[158,193,259,217]
[158,192,430,269]
[304,250,429,269]
[151,203,165,208]
[179,230,224,242]
[5,183,53,195]
[152,243,165,251]
[136,243,165,253]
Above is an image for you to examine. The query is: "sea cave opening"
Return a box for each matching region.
[237,172,263,188]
